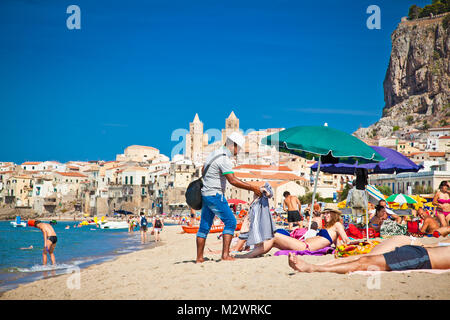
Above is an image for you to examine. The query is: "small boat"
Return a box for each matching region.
[182,222,242,234]
[49,220,57,225]
[99,221,129,229]
[10,216,27,228]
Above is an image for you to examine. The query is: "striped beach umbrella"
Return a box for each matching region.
[386,194,417,205]
[366,184,386,202]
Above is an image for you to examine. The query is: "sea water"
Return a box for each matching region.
[0,220,169,293]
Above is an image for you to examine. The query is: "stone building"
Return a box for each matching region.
[116,145,162,162]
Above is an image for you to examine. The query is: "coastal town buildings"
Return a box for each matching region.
[2,120,450,218]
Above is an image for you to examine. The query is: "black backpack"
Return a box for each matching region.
[185,153,225,210]
[141,216,147,226]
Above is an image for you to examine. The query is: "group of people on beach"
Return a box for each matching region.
[192,131,450,274]
[130,213,164,244]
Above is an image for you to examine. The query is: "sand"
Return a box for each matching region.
[1,225,449,300]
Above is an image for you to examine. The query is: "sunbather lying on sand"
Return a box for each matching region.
[235,209,350,258]
[288,244,450,274]
[320,235,450,266]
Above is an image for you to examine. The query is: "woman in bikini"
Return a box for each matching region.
[432,181,450,227]
[235,209,350,258]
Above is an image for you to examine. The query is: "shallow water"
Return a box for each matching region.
[0,220,168,292]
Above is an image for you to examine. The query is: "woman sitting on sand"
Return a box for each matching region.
[235,209,350,258]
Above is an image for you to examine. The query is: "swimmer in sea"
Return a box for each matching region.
[28,219,57,265]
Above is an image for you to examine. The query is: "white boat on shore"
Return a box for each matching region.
[99,221,129,229]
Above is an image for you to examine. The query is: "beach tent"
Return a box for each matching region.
[261,125,384,231]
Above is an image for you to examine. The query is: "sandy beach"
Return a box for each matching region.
[1,225,449,300]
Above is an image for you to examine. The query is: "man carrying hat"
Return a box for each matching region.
[196,132,262,263]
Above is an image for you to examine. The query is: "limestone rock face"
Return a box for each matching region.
[355,15,450,139]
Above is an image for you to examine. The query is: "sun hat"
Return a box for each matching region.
[226,132,245,149]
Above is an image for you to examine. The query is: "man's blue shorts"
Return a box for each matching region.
[197,193,236,239]
[383,245,432,271]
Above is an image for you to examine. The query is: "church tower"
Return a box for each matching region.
[222,111,240,144]
[185,114,207,164]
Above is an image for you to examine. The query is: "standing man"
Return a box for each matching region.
[27,220,57,265]
[283,191,302,231]
[139,212,148,244]
[196,132,262,263]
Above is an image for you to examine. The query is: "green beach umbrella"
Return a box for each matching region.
[386,194,417,205]
[261,125,385,164]
[261,125,385,231]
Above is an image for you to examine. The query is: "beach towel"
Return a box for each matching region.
[349,269,450,276]
[334,241,380,258]
[407,221,421,234]
[246,182,276,246]
[274,246,334,256]
[290,228,308,239]
[380,219,407,237]
[275,229,291,236]
[345,224,379,239]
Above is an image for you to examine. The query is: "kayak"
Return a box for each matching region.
[182,222,242,234]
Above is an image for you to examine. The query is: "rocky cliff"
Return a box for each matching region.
[355,14,450,139]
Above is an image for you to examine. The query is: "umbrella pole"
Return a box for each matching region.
[365,204,369,241]
[308,157,321,230]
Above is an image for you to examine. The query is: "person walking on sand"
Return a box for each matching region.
[152,215,163,242]
[27,220,57,265]
[139,212,149,244]
[283,191,302,231]
[196,132,262,263]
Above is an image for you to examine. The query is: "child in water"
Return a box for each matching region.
[28,220,57,265]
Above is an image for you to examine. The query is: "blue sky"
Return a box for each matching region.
[0,0,431,163]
